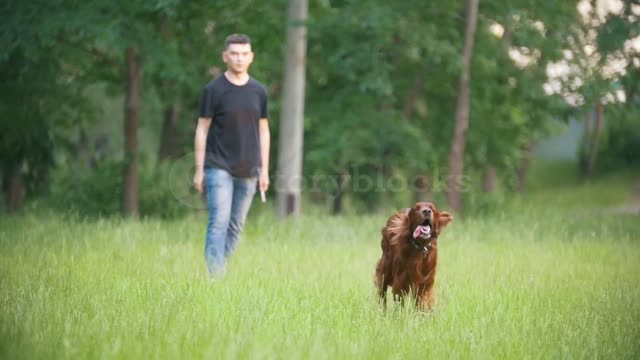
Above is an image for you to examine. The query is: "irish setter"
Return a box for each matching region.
[375,202,452,311]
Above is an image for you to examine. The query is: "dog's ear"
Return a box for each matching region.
[386,210,410,246]
[438,211,453,229]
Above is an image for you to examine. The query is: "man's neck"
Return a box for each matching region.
[224,70,250,86]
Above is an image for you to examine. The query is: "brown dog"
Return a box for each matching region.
[375,202,452,311]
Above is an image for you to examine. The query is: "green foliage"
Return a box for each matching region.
[597,6,640,60]
[303,0,462,211]
[300,0,583,212]
[467,0,579,173]
[138,160,195,219]
[0,0,288,211]
[0,1,126,204]
[454,170,508,215]
[48,161,123,217]
[304,106,433,211]
[579,105,640,174]
[2,0,635,215]
[48,159,191,219]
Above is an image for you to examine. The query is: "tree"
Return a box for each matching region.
[1,0,288,217]
[552,0,639,176]
[5,0,622,217]
[0,1,93,212]
[122,47,142,217]
[68,1,192,217]
[277,0,308,217]
[446,0,480,214]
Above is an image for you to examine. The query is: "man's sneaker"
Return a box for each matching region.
[208,267,226,282]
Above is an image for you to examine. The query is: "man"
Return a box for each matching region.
[193,33,270,280]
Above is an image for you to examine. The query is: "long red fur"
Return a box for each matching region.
[375,202,452,311]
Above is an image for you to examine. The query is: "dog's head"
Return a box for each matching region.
[408,202,452,240]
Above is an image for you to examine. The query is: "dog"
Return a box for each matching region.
[375,202,452,311]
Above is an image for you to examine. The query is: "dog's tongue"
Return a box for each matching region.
[413,225,432,239]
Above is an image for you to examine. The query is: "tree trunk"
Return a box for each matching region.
[414,174,432,202]
[401,74,431,202]
[515,141,534,192]
[331,172,349,215]
[8,170,24,212]
[158,103,182,161]
[583,107,591,138]
[332,191,343,215]
[1,170,7,209]
[277,0,308,218]
[123,47,141,218]
[482,164,498,193]
[587,101,604,176]
[3,165,24,213]
[94,131,110,162]
[402,74,424,121]
[446,0,479,214]
[77,128,96,169]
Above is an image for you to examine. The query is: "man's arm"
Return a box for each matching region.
[193,117,211,193]
[259,118,270,192]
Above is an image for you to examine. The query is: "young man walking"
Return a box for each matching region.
[193,33,270,279]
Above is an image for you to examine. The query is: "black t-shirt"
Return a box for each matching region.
[199,75,269,177]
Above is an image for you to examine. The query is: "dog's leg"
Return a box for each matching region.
[375,258,392,311]
[418,286,436,312]
[375,273,388,309]
[392,284,408,308]
[379,284,388,311]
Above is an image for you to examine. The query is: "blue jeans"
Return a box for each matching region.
[204,168,257,276]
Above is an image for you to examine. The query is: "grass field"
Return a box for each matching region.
[1,164,639,359]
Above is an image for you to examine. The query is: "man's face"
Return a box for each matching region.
[222,43,254,74]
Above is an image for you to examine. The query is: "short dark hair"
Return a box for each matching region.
[224,33,251,50]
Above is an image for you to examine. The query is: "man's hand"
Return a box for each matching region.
[259,172,269,193]
[193,170,205,193]
[193,117,211,194]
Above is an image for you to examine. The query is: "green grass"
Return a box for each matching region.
[519,160,639,209]
[1,167,639,359]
